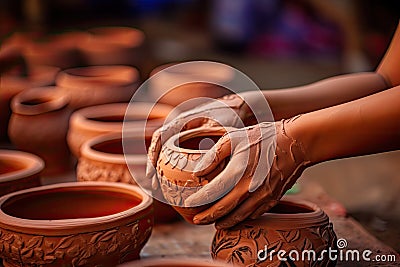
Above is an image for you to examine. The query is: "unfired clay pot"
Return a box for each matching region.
[119,258,231,267]
[0,149,44,197]
[77,132,179,224]
[79,27,145,67]
[0,65,60,141]
[0,181,153,267]
[67,102,174,157]
[211,198,337,267]
[157,127,231,224]
[8,87,72,175]
[55,65,140,109]
[149,62,233,111]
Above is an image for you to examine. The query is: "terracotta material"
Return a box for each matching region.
[211,198,337,267]
[77,132,179,224]
[79,27,145,67]
[149,62,233,111]
[68,102,174,157]
[56,65,140,109]
[0,182,153,266]
[157,127,232,223]
[0,65,59,141]
[120,258,231,266]
[0,150,44,197]
[8,87,72,175]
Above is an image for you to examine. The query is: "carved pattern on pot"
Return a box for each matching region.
[77,157,133,184]
[158,174,201,206]
[0,219,152,267]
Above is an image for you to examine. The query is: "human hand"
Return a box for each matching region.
[185,118,311,229]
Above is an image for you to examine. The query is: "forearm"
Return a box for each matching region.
[287,85,400,165]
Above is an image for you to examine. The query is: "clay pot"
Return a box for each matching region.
[120,258,231,267]
[8,87,72,175]
[67,102,174,157]
[0,181,153,267]
[56,65,140,109]
[77,132,180,224]
[149,62,233,111]
[0,65,60,141]
[0,150,44,197]
[157,127,231,224]
[79,27,145,67]
[211,198,337,267]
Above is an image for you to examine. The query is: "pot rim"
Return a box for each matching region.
[243,197,328,229]
[81,132,149,165]
[0,182,153,234]
[70,102,173,132]
[0,149,44,182]
[165,126,234,154]
[11,86,70,115]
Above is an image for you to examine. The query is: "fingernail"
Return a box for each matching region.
[192,216,201,224]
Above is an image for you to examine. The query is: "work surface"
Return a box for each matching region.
[142,179,400,266]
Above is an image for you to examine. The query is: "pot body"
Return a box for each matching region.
[211,198,337,267]
[0,182,153,267]
[56,65,140,110]
[0,150,44,196]
[157,127,230,223]
[8,87,72,175]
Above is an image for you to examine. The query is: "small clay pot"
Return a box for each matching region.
[8,87,72,175]
[212,198,337,267]
[0,149,44,197]
[120,258,231,267]
[79,27,145,67]
[0,181,153,267]
[67,102,174,157]
[157,127,232,224]
[0,65,60,141]
[149,62,233,111]
[56,65,140,109]
[77,132,180,224]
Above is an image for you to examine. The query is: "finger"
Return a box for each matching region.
[248,140,276,192]
[192,134,232,177]
[248,199,279,219]
[185,153,249,207]
[146,129,163,178]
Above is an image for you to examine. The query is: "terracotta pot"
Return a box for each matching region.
[157,127,231,224]
[56,65,140,109]
[8,87,72,175]
[120,258,231,267]
[0,65,60,141]
[211,198,337,267]
[77,132,180,224]
[67,102,174,157]
[0,181,153,267]
[79,27,145,67]
[149,62,233,111]
[0,149,44,197]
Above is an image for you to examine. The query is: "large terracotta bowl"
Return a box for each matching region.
[0,150,44,197]
[67,102,174,157]
[212,198,337,267]
[120,258,231,266]
[56,65,140,109]
[77,132,179,224]
[157,127,231,224]
[0,182,153,267]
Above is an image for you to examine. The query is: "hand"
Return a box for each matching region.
[185,118,311,229]
[146,94,255,189]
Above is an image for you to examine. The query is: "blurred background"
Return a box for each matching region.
[1,0,399,251]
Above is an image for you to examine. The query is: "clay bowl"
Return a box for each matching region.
[79,27,145,67]
[149,62,233,111]
[0,182,153,267]
[8,87,72,175]
[56,65,140,109]
[77,132,179,224]
[67,102,174,157]
[157,127,232,224]
[119,258,231,266]
[0,150,44,197]
[212,198,337,267]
